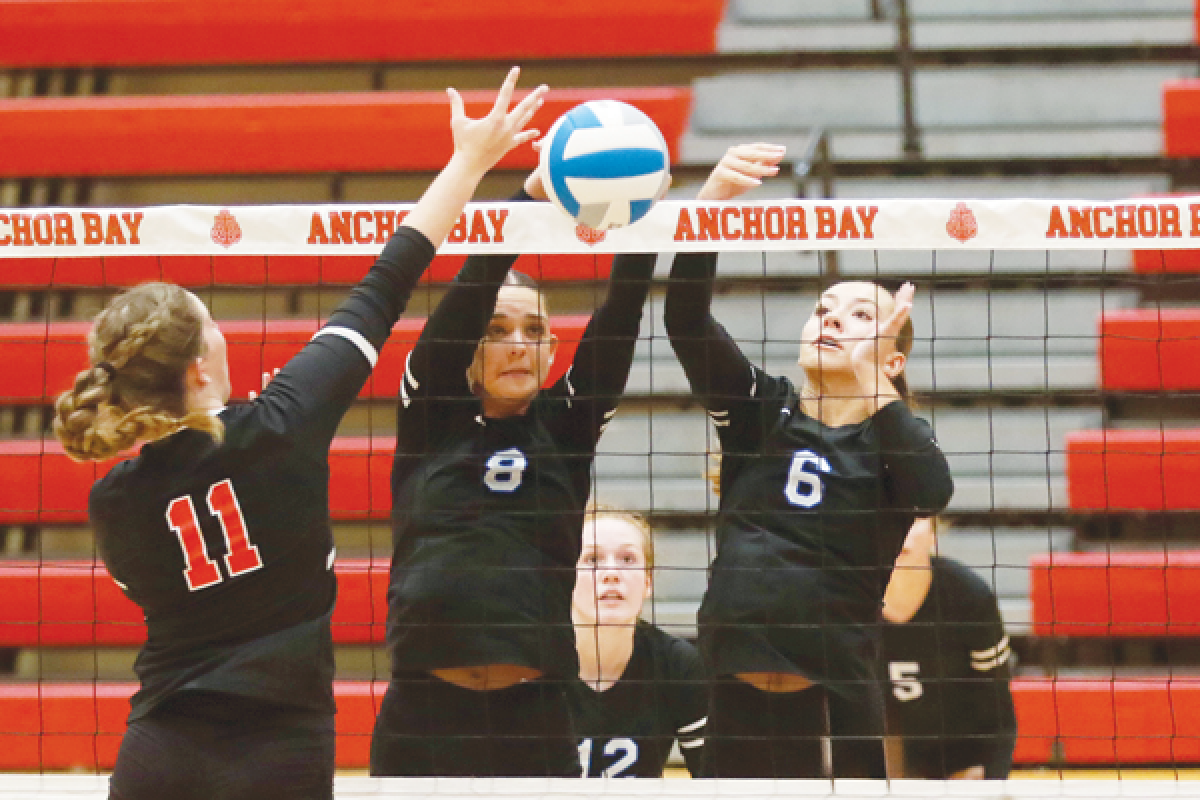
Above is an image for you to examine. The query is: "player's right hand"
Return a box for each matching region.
[448,66,548,175]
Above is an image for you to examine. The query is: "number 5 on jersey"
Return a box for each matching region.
[166,479,263,591]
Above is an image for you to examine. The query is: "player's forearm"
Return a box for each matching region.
[401,152,491,248]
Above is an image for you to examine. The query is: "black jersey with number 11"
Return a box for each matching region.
[89,228,436,722]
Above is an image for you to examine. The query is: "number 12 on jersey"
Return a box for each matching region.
[166,479,263,591]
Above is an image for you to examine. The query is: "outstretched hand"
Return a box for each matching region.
[448,67,548,175]
[851,282,914,400]
[697,143,787,201]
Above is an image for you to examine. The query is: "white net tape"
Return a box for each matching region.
[0,197,1197,256]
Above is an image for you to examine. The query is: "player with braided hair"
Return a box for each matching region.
[53,68,546,800]
[55,282,225,461]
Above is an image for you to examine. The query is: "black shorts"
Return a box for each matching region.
[109,691,335,800]
[370,671,579,777]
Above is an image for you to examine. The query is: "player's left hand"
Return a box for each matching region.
[697,143,786,202]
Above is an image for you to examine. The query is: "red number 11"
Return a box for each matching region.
[166,479,263,591]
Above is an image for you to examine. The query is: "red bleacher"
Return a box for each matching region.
[0,560,388,647]
[0,253,614,289]
[1031,552,1200,637]
[1011,678,1200,765]
[1066,429,1200,511]
[1099,309,1200,390]
[0,0,726,68]
[0,89,690,178]
[0,678,1190,769]
[1165,80,1200,158]
[1133,249,1200,273]
[0,315,589,405]
[0,437,389,525]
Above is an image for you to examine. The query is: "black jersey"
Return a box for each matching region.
[568,623,708,777]
[388,203,655,676]
[89,228,436,722]
[883,556,1017,779]
[663,252,953,692]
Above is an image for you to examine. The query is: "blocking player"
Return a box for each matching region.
[52,68,546,800]
[882,518,1017,780]
[369,155,659,775]
[663,143,954,778]
[569,509,708,777]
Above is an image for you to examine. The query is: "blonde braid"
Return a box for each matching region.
[53,283,224,462]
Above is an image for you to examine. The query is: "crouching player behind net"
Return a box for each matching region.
[51,68,547,800]
[569,509,708,777]
[883,518,1017,780]
[370,150,660,776]
[664,144,954,778]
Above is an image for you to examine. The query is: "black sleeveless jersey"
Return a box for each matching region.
[663,252,954,691]
[568,623,708,777]
[883,556,1017,779]
[89,227,435,722]
[388,219,655,676]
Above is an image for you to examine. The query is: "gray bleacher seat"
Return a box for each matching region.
[592,405,1102,514]
[719,0,1193,53]
[620,286,1134,394]
[687,64,1195,162]
[832,175,1171,201]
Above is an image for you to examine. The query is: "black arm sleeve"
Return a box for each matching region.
[253,227,436,448]
[551,252,656,447]
[956,573,1017,779]
[667,636,710,778]
[663,252,758,410]
[872,401,955,514]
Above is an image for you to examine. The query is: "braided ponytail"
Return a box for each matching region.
[53,283,224,462]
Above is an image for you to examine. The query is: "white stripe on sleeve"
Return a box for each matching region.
[312,326,378,367]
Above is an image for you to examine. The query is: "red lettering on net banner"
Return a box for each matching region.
[3,198,1200,259]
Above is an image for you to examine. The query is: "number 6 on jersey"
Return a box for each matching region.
[784,449,831,508]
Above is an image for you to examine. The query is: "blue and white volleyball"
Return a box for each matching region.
[539,100,671,230]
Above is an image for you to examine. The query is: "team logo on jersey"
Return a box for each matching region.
[575,224,606,246]
[946,202,978,243]
[211,210,243,248]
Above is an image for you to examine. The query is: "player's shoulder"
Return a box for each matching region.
[88,454,139,513]
[932,556,1000,612]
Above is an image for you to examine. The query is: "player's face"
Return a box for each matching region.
[190,293,231,405]
[472,286,557,415]
[573,516,652,628]
[798,281,898,375]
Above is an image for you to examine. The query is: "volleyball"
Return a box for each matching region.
[539,99,671,231]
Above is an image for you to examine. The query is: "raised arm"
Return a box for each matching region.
[258,68,547,445]
[550,250,656,443]
[663,144,787,415]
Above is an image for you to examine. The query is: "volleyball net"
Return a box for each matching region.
[2,196,1200,795]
